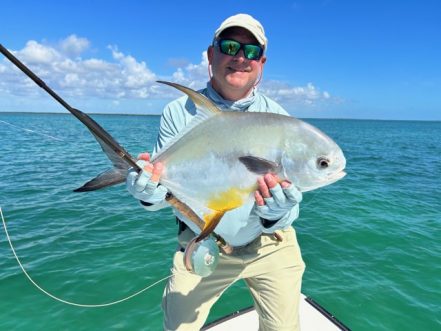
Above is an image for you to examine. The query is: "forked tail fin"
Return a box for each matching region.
[73,168,128,192]
[72,115,139,192]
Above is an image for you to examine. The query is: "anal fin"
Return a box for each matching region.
[197,211,226,242]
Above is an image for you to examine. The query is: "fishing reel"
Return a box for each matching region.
[184,236,220,277]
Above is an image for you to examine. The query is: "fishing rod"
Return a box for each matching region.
[0,43,141,172]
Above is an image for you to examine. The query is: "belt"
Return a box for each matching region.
[176,218,283,254]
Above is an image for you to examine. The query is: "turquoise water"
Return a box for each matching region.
[0,113,440,330]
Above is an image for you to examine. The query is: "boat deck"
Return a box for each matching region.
[202,294,350,330]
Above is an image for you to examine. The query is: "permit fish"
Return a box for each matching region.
[78,82,346,240]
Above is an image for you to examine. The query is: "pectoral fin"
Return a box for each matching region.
[239,156,280,175]
[197,211,226,242]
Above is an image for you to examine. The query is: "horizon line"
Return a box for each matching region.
[0,111,440,123]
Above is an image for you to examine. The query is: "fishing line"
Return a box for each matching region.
[0,120,64,141]
[0,206,173,308]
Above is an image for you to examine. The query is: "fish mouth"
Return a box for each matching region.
[328,170,346,183]
[301,170,347,192]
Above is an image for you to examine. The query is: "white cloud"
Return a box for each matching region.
[109,46,156,89]
[171,51,208,90]
[0,36,334,108]
[260,80,331,106]
[1,38,161,99]
[17,40,62,64]
[59,34,90,57]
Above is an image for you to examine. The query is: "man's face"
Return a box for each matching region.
[208,27,266,101]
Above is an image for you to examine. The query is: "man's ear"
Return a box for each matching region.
[261,55,267,65]
[207,46,214,64]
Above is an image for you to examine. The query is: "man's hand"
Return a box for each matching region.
[254,173,302,221]
[126,152,168,205]
[133,153,163,192]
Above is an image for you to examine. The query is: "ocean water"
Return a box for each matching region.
[0,113,440,331]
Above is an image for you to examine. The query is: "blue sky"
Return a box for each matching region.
[1,0,440,120]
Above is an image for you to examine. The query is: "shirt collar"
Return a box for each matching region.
[204,82,257,112]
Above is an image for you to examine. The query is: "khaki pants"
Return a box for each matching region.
[162,226,305,331]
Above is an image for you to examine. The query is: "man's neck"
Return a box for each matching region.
[210,80,253,101]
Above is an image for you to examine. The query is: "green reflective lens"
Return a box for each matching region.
[217,39,263,60]
[220,40,241,56]
[243,45,261,60]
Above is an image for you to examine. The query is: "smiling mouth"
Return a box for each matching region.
[228,67,250,73]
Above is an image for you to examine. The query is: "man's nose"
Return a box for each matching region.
[233,49,247,61]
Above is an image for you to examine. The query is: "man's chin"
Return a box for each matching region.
[225,75,253,89]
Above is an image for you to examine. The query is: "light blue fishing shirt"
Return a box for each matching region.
[150,82,300,247]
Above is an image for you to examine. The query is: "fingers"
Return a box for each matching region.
[264,173,279,189]
[254,190,265,206]
[255,174,297,206]
[134,151,163,191]
[143,162,154,173]
[151,162,163,182]
[137,152,151,161]
[135,170,152,191]
[257,177,271,198]
[136,152,163,182]
[257,174,278,198]
[255,174,278,207]
[283,184,303,203]
[141,162,163,179]
[254,174,300,221]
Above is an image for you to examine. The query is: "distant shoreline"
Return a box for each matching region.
[0,111,440,122]
[0,111,162,117]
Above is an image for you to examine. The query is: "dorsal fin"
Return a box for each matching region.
[152,82,222,163]
[157,81,221,116]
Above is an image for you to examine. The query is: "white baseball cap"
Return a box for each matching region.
[214,14,267,48]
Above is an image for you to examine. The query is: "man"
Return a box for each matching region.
[127,14,305,331]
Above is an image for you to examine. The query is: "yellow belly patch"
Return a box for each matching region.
[206,186,252,212]
[197,185,257,240]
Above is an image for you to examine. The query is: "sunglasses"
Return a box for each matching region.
[214,39,264,61]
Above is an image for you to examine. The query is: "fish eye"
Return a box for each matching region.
[317,157,330,169]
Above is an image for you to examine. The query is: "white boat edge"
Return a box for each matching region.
[202,294,351,331]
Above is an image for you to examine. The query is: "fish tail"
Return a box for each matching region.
[73,168,128,192]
